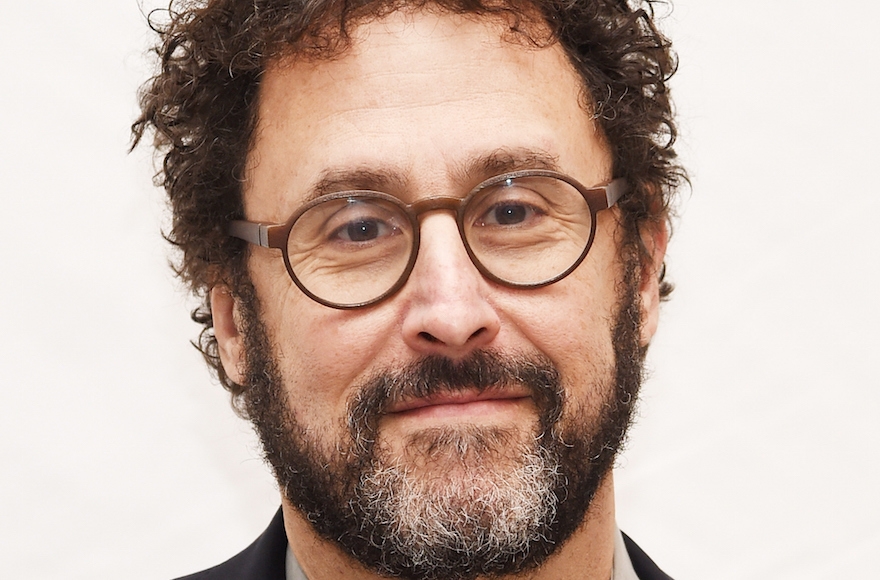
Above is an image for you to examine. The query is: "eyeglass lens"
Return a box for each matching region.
[283,174,595,308]
[287,196,416,306]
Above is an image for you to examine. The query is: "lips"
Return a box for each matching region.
[386,387,532,418]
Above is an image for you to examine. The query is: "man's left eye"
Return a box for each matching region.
[477,202,541,227]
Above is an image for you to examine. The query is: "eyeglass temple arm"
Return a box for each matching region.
[228,220,287,248]
[600,178,628,210]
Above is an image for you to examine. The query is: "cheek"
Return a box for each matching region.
[511,286,611,350]
[257,279,401,426]
[499,253,621,404]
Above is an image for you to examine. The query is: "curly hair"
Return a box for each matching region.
[132,0,686,400]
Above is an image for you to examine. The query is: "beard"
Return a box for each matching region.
[235,256,644,580]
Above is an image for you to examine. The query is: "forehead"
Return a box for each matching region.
[245,8,610,217]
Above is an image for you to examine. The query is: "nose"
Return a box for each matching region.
[400,212,501,358]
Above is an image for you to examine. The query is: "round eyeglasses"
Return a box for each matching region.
[228,169,627,309]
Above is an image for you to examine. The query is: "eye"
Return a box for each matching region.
[324,200,402,245]
[334,218,393,242]
[481,202,535,226]
[472,187,547,229]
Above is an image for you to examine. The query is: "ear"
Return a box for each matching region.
[637,220,668,347]
[211,285,246,385]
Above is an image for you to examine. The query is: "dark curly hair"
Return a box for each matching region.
[132,0,686,400]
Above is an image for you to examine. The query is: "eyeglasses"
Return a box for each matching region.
[229,169,627,309]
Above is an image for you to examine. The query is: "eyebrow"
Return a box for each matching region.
[302,146,564,203]
[457,147,563,181]
[300,167,407,203]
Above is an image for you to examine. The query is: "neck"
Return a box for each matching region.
[282,473,617,580]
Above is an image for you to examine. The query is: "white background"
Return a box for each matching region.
[1,2,878,578]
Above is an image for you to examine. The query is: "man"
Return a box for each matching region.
[134,0,684,578]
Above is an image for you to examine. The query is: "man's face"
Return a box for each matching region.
[214,8,664,579]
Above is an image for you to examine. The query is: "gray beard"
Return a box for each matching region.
[235,256,643,580]
[357,426,562,573]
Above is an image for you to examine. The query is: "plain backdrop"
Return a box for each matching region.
[1,2,878,578]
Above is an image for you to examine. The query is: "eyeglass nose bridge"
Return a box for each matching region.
[408,195,464,214]
[400,195,530,294]
[404,194,470,250]
[398,194,476,283]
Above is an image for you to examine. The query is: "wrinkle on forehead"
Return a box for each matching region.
[258,4,584,123]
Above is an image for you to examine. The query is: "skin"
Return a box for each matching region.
[211,8,666,580]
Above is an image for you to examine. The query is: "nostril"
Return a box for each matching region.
[419,328,486,345]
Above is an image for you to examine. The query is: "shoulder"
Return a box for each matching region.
[173,509,288,580]
[622,532,675,580]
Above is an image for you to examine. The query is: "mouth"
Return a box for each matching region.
[385,388,533,420]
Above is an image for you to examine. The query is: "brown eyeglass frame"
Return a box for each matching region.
[228,169,628,309]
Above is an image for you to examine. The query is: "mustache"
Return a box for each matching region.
[347,350,565,449]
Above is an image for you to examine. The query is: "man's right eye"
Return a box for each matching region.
[332,218,394,243]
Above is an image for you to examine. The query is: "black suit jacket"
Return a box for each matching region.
[177,509,673,580]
